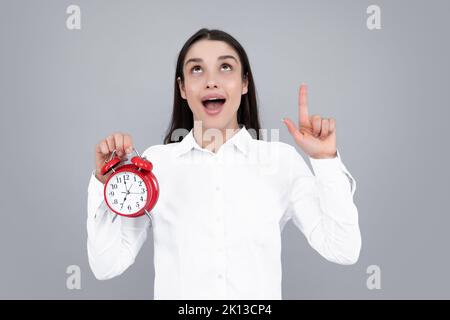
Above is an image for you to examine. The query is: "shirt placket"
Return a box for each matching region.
[211,151,227,299]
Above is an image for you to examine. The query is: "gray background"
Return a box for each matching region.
[0,0,449,299]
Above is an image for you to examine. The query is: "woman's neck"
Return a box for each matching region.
[193,122,240,154]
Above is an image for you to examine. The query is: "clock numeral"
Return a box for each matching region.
[141,188,146,193]
[120,203,124,209]
[136,202,140,208]
[116,177,122,183]
[138,181,143,187]
[127,205,132,211]
[140,196,144,201]
[124,174,130,181]
[134,176,137,182]
[109,191,114,196]
[111,184,118,189]
[113,199,118,204]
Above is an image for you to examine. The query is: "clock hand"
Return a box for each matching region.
[120,187,128,205]
[120,195,127,208]
[127,183,134,193]
[123,179,127,192]
[120,191,142,194]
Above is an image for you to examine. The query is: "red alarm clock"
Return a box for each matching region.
[100,148,159,224]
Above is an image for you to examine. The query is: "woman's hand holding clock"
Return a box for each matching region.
[282,83,338,159]
[95,132,134,184]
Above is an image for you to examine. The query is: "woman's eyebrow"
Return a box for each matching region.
[184,55,238,67]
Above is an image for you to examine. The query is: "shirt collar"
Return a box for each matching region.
[174,124,253,158]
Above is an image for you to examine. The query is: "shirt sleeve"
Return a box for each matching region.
[86,169,151,280]
[286,147,361,265]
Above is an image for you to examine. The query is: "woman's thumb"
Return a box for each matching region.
[283,118,304,144]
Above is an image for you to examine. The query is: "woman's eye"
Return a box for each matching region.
[192,66,201,73]
[222,63,232,71]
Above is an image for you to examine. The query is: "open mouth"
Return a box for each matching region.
[202,98,226,108]
[202,98,226,114]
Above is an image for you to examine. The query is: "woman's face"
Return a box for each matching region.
[178,39,248,132]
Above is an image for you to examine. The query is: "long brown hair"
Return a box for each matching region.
[163,28,262,144]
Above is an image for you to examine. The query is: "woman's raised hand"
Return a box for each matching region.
[94,132,134,184]
[283,83,337,159]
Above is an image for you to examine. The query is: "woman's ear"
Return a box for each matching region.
[177,77,187,99]
[242,72,249,95]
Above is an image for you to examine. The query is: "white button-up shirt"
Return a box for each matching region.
[87,125,361,300]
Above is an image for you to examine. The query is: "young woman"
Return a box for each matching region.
[87,28,361,300]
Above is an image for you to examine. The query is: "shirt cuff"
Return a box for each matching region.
[309,149,345,179]
[88,169,104,196]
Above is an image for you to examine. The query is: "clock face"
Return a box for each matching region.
[105,171,148,216]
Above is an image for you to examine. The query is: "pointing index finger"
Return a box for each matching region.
[298,83,310,129]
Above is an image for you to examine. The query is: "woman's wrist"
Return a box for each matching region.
[94,169,107,185]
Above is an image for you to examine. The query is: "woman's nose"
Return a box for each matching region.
[206,82,218,88]
[205,76,219,88]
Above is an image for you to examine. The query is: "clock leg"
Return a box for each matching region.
[145,209,153,227]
